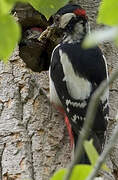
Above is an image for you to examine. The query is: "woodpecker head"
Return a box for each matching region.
[50,4,90,42]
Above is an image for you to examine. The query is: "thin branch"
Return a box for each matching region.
[64,68,118,180]
[87,119,118,180]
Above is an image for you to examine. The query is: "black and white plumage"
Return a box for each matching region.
[49,4,109,163]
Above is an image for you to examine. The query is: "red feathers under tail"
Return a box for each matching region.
[52,104,74,148]
[64,115,74,148]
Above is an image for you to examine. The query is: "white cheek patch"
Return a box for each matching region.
[74,22,84,33]
[60,13,76,29]
[59,49,92,100]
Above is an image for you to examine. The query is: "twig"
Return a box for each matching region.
[64,68,118,180]
[87,120,118,180]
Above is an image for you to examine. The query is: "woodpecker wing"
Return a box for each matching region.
[50,42,109,135]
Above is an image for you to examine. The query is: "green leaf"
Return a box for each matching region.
[97,0,118,26]
[84,140,110,172]
[70,165,92,180]
[50,165,92,180]
[0,14,21,61]
[29,0,69,19]
[6,0,29,3]
[0,0,13,15]
[82,27,118,48]
[84,140,99,166]
[50,168,66,180]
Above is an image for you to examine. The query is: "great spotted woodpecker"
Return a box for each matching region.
[49,4,109,163]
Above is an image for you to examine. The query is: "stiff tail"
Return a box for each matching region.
[73,130,105,164]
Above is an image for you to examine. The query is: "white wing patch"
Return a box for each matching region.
[60,13,76,29]
[66,99,87,108]
[59,49,92,100]
[71,115,85,123]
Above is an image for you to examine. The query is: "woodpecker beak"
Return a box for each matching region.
[49,13,75,30]
[37,15,64,44]
[37,23,60,44]
[49,22,59,33]
[50,23,57,28]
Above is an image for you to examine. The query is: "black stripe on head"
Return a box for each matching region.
[56,4,82,15]
[48,4,83,25]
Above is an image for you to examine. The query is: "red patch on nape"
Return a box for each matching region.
[31,27,43,32]
[73,8,86,17]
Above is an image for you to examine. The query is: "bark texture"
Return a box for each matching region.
[0,49,71,180]
[0,1,118,180]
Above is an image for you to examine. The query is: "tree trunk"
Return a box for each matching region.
[0,47,71,180]
[0,1,118,180]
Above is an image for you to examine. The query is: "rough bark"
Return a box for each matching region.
[0,1,118,180]
[0,48,71,180]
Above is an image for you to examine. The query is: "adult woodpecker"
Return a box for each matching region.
[49,4,109,163]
